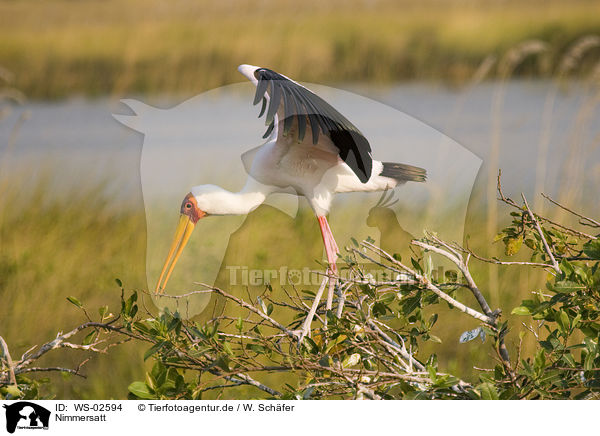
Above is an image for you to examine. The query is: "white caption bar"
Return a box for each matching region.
[0,400,594,435]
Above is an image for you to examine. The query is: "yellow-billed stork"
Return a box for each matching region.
[155,64,426,335]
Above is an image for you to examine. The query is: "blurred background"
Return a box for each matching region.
[1,0,600,399]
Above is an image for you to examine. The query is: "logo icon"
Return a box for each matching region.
[2,402,50,433]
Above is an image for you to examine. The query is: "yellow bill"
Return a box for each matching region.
[155,214,196,294]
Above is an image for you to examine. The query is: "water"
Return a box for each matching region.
[2,79,599,312]
[2,80,598,207]
[357,80,600,204]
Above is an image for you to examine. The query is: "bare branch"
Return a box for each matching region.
[541,193,600,228]
[0,336,17,386]
[413,239,494,318]
[193,283,298,340]
[521,193,561,274]
[354,243,496,325]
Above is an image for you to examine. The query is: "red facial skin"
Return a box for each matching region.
[180,193,206,224]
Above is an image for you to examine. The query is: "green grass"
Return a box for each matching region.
[0,166,549,398]
[0,171,149,398]
[1,0,600,98]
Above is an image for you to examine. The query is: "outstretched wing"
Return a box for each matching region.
[238,64,373,183]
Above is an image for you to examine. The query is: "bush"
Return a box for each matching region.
[2,180,599,400]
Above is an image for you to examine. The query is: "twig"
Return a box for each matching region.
[194,283,298,340]
[541,193,600,228]
[458,246,554,268]
[413,239,494,318]
[0,336,17,386]
[354,244,496,325]
[299,276,328,341]
[521,193,561,274]
[365,319,424,371]
[497,171,596,239]
[15,366,87,378]
[225,373,281,397]
[151,289,214,299]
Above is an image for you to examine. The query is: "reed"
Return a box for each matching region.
[1,0,600,98]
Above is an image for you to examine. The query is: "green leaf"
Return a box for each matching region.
[359,284,375,298]
[82,330,96,346]
[424,255,433,280]
[427,365,437,383]
[401,292,421,316]
[493,232,507,243]
[552,280,584,293]
[511,306,531,316]
[235,317,243,332]
[583,240,600,260]
[222,341,234,356]
[257,296,268,315]
[342,353,361,368]
[559,259,574,276]
[325,334,348,353]
[504,235,523,256]
[534,349,546,373]
[379,292,395,305]
[561,353,576,368]
[66,296,82,308]
[410,258,422,273]
[128,381,154,399]
[246,343,267,354]
[477,382,499,400]
[215,356,230,372]
[98,305,108,318]
[373,302,388,317]
[115,278,123,287]
[303,337,319,354]
[6,385,21,398]
[524,238,536,250]
[428,334,442,343]
[132,321,150,334]
[584,351,595,371]
[555,310,571,334]
[574,266,589,283]
[144,341,165,361]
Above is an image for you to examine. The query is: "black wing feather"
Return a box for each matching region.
[281,87,294,137]
[258,97,267,118]
[253,78,269,105]
[252,68,372,183]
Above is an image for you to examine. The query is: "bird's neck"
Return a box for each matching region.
[209,179,272,215]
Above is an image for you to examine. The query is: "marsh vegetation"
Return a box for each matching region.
[1,0,600,399]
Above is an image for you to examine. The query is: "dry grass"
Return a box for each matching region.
[1,0,600,98]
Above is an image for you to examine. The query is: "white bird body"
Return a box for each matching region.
[156,64,426,339]
[193,140,396,217]
[191,64,408,217]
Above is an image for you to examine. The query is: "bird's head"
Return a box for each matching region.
[155,184,259,293]
[154,191,207,294]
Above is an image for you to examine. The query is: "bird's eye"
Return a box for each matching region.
[185,203,192,209]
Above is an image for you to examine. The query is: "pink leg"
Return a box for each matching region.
[317,216,339,313]
[298,216,339,342]
[317,216,339,273]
